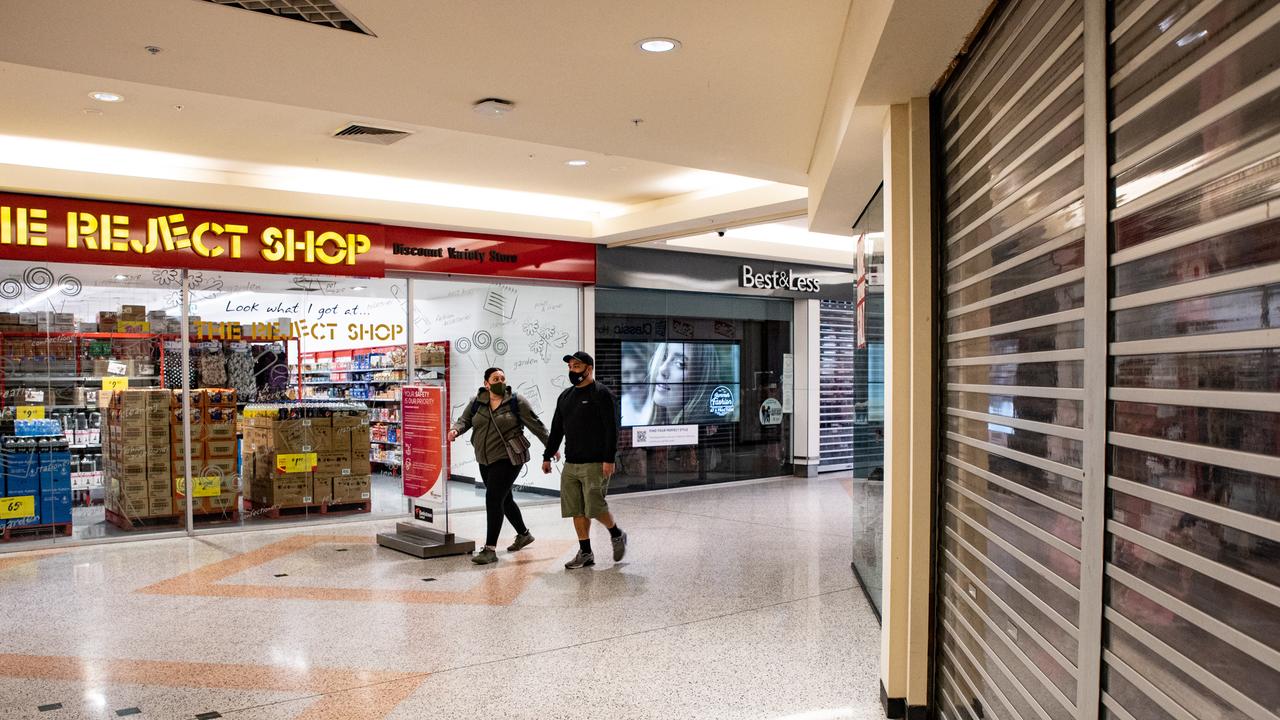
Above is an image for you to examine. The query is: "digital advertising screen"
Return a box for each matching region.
[619,342,741,427]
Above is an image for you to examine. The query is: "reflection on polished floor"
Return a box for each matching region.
[0,476,879,720]
[60,475,549,543]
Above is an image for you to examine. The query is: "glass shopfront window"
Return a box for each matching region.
[411,277,581,511]
[1,260,196,542]
[0,196,596,551]
[596,288,793,491]
[186,271,410,528]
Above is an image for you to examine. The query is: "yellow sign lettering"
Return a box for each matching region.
[26,208,47,246]
[0,206,48,246]
[192,222,223,258]
[260,226,286,262]
[106,214,130,252]
[8,202,371,268]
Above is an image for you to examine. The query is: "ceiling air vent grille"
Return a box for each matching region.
[200,0,374,36]
[333,124,412,146]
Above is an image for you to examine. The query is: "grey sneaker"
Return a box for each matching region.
[472,547,498,565]
[507,532,535,552]
[611,530,628,561]
[564,551,595,569]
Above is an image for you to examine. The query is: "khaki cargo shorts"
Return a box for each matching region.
[560,462,609,518]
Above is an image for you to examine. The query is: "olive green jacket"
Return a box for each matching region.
[451,388,550,466]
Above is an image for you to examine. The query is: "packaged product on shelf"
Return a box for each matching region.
[253,344,290,401]
[1,435,74,529]
[72,387,100,407]
[197,344,228,387]
[205,406,236,441]
[226,344,257,400]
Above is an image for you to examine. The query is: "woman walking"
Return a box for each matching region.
[449,367,550,565]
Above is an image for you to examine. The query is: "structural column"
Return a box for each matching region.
[880,98,934,718]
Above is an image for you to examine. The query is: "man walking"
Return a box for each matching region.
[543,351,627,569]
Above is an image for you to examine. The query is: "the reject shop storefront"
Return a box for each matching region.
[593,246,854,492]
[0,191,593,547]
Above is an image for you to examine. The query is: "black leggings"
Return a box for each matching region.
[478,460,528,547]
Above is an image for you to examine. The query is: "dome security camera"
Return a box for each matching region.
[717,230,726,237]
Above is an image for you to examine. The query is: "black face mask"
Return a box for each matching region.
[568,369,587,385]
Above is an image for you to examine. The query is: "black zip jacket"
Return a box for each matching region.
[543,381,618,463]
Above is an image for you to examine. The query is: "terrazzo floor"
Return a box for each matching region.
[0,475,880,719]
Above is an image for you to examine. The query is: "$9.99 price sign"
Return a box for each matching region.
[276,453,317,473]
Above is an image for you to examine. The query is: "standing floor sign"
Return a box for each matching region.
[401,385,446,523]
[377,385,475,558]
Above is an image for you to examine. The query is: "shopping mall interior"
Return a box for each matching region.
[0,1,1276,719]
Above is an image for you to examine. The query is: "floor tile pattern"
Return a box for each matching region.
[0,476,879,719]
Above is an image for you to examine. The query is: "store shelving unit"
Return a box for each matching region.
[294,341,449,476]
[0,331,162,507]
[1,330,304,508]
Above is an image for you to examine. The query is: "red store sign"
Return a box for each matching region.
[0,192,596,283]
[383,225,596,283]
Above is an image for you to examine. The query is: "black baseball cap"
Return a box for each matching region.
[562,351,594,366]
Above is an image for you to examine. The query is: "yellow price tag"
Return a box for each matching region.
[276,453,317,473]
[16,406,45,420]
[102,376,129,391]
[175,476,220,498]
[0,496,36,520]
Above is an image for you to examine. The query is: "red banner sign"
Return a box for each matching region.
[384,226,596,283]
[0,192,383,277]
[401,385,445,498]
[0,192,598,283]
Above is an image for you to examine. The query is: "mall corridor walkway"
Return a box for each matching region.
[0,477,880,719]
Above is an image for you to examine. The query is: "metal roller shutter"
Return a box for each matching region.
[935,1,1280,719]
[819,299,858,472]
[937,0,1088,718]
[1103,2,1280,719]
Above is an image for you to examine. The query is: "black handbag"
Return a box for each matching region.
[487,399,531,466]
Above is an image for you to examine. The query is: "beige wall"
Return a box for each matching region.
[880,97,934,710]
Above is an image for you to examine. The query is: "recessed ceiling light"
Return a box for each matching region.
[89,91,124,103]
[113,274,128,281]
[565,160,589,167]
[637,37,680,53]
[350,285,366,291]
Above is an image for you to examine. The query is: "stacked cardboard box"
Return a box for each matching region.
[242,406,371,509]
[103,389,172,519]
[413,343,447,367]
[104,388,240,520]
[171,388,239,514]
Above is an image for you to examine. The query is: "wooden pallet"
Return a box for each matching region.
[242,498,372,520]
[1,521,73,541]
[105,507,242,531]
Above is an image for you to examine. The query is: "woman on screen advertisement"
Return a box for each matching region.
[625,342,740,426]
